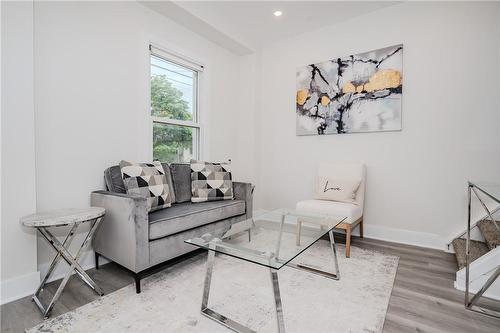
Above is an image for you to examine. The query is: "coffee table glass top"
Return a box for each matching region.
[185,209,346,270]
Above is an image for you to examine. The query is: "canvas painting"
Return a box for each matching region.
[296,44,403,135]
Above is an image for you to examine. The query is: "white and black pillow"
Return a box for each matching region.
[119,160,172,212]
[191,160,233,203]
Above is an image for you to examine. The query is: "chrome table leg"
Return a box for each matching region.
[201,247,215,311]
[33,217,104,318]
[33,223,78,297]
[200,252,288,332]
[274,213,286,260]
[40,221,104,295]
[285,229,340,280]
[295,219,302,246]
[200,246,257,333]
[270,268,286,333]
[329,229,341,280]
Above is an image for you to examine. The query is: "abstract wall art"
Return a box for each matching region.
[296,44,403,135]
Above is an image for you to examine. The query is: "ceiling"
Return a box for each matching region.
[141,1,400,55]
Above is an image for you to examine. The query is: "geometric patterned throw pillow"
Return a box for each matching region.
[190,160,233,203]
[119,160,172,212]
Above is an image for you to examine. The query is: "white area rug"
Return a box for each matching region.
[28,241,398,333]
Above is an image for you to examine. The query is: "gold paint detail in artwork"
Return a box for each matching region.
[342,82,356,93]
[321,96,330,106]
[342,69,402,94]
[296,89,309,105]
[364,69,402,92]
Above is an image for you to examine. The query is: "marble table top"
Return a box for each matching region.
[21,207,105,228]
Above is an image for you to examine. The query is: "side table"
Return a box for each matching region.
[464,182,500,319]
[20,207,105,318]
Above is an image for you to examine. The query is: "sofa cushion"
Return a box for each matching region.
[161,163,176,203]
[148,200,246,240]
[105,163,175,202]
[170,163,191,203]
[104,165,127,193]
[119,160,172,212]
[296,199,362,224]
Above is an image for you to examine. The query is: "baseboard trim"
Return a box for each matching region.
[1,271,40,305]
[361,224,446,251]
[38,250,110,285]
[254,209,446,251]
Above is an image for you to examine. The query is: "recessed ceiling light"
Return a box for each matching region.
[273,10,282,17]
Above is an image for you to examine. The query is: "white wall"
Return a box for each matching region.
[4,0,500,304]
[1,1,40,304]
[231,53,260,184]
[33,1,250,278]
[255,2,500,249]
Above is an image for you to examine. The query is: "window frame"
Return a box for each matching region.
[149,44,203,163]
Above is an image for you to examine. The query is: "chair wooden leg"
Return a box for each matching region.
[359,218,364,239]
[346,225,351,258]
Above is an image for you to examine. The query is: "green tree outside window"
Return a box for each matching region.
[151,75,194,163]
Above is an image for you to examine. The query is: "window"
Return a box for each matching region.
[150,45,202,163]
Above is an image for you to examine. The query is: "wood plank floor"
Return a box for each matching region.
[1,237,499,332]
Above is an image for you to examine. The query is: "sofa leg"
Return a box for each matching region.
[346,225,351,258]
[135,274,141,294]
[95,252,100,270]
[359,218,364,239]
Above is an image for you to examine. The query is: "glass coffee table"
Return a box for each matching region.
[185,209,346,333]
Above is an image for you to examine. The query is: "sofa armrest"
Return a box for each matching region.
[233,182,253,219]
[91,191,149,273]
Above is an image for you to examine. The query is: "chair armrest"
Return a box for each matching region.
[233,182,254,219]
[91,191,149,273]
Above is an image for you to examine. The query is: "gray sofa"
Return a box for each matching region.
[91,163,253,293]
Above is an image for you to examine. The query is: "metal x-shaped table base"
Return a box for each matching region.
[33,217,104,318]
[200,229,340,333]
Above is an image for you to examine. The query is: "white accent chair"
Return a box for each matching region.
[296,163,366,257]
